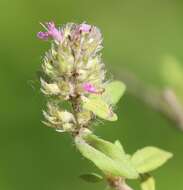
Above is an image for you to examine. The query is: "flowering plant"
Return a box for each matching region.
[37,21,173,190]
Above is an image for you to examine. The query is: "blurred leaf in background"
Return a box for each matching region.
[161,55,183,102]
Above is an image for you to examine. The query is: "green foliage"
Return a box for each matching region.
[131,146,173,174]
[114,140,125,155]
[75,132,139,179]
[82,96,118,121]
[140,174,155,190]
[75,136,125,178]
[75,130,173,190]
[102,81,126,105]
[80,173,103,183]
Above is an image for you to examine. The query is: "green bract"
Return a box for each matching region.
[82,81,125,121]
[102,81,126,105]
[82,96,118,121]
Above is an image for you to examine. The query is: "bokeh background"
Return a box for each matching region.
[0,0,183,189]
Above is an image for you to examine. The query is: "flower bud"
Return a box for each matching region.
[77,111,93,126]
[57,111,76,124]
[43,103,76,132]
[40,78,60,95]
[62,123,74,132]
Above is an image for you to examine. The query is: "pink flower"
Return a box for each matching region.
[83,83,97,93]
[79,24,91,33]
[37,22,63,42]
[37,31,49,40]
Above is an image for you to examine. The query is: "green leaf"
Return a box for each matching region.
[140,174,155,190]
[131,146,173,173]
[75,134,139,179]
[82,96,117,121]
[114,140,132,160]
[102,81,126,105]
[85,135,125,160]
[85,134,138,178]
[114,140,125,155]
[80,173,103,183]
[75,136,124,177]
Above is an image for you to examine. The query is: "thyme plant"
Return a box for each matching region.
[37,21,173,190]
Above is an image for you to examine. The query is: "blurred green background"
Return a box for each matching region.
[0,0,183,189]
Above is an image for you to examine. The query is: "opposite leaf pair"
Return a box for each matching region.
[76,129,172,190]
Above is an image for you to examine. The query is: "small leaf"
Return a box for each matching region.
[80,173,103,183]
[140,174,155,190]
[83,96,117,121]
[85,135,125,160]
[102,81,126,105]
[75,136,123,177]
[85,134,138,178]
[131,146,173,173]
[75,134,139,179]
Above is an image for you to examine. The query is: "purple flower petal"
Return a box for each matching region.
[37,31,49,40]
[79,24,91,33]
[83,83,97,93]
[37,21,63,42]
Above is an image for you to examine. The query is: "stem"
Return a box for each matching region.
[70,97,79,125]
[107,177,134,190]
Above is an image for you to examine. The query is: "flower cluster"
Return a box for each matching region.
[38,22,107,132]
